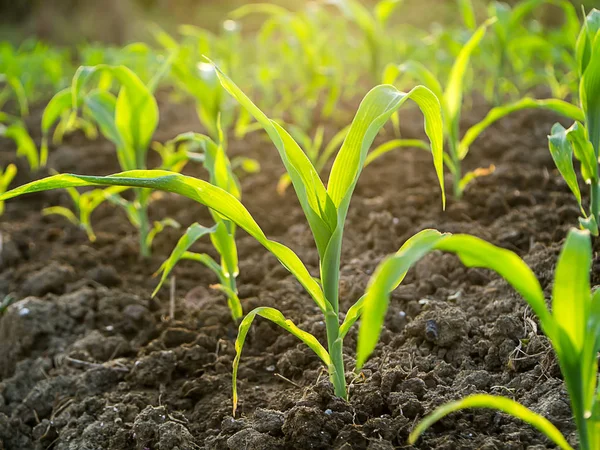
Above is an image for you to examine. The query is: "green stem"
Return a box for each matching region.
[325,310,346,399]
[452,161,462,200]
[227,271,243,321]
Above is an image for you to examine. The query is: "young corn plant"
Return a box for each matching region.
[152,127,251,321]
[355,227,596,450]
[383,17,583,198]
[42,185,128,241]
[546,8,600,234]
[40,64,174,257]
[0,62,445,413]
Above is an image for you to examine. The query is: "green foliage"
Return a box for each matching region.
[40,63,174,257]
[152,128,251,320]
[0,115,38,170]
[0,62,445,413]
[547,9,600,234]
[42,185,129,242]
[382,14,583,198]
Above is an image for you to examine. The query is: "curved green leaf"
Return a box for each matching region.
[232,306,331,415]
[357,231,550,369]
[365,139,430,167]
[0,170,328,313]
[408,394,573,450]
[459,98,584,160]
[548,123,583,212]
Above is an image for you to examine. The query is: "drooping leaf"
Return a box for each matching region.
[409,394,573,450]
[547,123,583,212]
[232,307,331,415]
[459,98,584,160]
[0,171,328,313]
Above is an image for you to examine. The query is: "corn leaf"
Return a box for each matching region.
[357,231,550,369]
[444,19,495,125]
[357,229,447,368]
[0,170,328,312]
[547,123,584,215]
[459,98,584,160]
[232,306,331,415]
[210,59,337,259]
[408,394,573,450]
[552,229,591,353]
[2,122,38,170]
[365,139,430,167]
[42,206,79,226]
[153,222,218,297]
[328,84,445,209]
[567,122,598,183]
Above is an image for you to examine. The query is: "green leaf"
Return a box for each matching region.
[374,0,402,26]
[42,206,79,226]
[2,122,38,170]
[357,231,550,369]
[74,65,159,170]
[0,170,328,313]
[339,295,366,339]
[444,18,495,126]
[457,0,476,30]
[409,394,573,450]
[210,59,337,259]
[357,229,448,368]
[547,123,583,212]
[5,75,29,117]
[233,306,331,415]
[365,139,430,167]
[576,8,600,77]
[145,218,180,251]
[328,84,445,210]
[459,98,584,160]
[581,23,600,154]
[153,223,218,297]
[210,283,243,320]
[566,121,598,183]
[552,228,591,353]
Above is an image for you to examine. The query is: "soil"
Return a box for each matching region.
[0,90,590,450]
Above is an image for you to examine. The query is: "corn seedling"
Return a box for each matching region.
[546,9,600,234]
[383,17,583,198]
[152,128,250,321]
[40,63,174,257]
[42,185,129,242]
[357,227,596,450]
[0,61,445,412]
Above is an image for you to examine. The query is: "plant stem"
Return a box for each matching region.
[227,272,243,321]
[325,309,347,399]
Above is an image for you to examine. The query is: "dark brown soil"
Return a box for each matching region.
[0,92,588,449]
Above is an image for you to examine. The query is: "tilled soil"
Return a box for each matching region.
[0,92,590,449]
